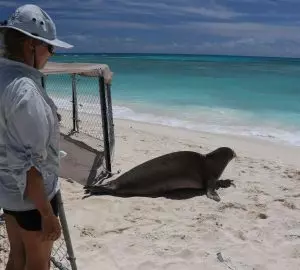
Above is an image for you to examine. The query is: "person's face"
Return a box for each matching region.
[34,41,54,69]
[23,38,54,69]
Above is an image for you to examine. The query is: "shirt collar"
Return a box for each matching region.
[0,57,43,82]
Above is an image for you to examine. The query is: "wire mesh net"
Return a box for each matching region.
[0,218,71,270]
[44,73,74,133]
[51,235,72,270]
[45,73,105,142]
[44,71,115,176]
[75,74,103,140]
[0,221,9,266]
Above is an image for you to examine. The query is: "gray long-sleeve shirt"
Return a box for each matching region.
[0,57,60,211]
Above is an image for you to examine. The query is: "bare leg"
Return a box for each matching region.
[4,214,26,270]
[19,228,54,270]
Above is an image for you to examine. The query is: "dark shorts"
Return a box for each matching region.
[3,193,59,231]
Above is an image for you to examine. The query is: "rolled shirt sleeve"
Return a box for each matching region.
[4,78,52,198]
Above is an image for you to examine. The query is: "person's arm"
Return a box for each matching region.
[26,166,54,217]
[26,167,61,241]
[5,78,54,201]
[26,165,61,242]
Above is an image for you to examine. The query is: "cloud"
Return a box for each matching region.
[58,19,157,30]
[96,21,155,30]
[43,0,104,9]
[49,7,156,18]
[173,6,241,19]
[65,34,92,42]
[125,37,135,42]
[171,22,300,43]
[120,1,242,19]
[2,0,299,57]
[225,0,277,3]
[0,1,19,8]
[44,0,242,20]
[227,0,298,3]
[193,38,300,57]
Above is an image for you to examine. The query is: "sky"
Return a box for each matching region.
[1,0,300,57]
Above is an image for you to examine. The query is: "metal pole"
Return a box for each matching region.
[41,75,46,89]
[98,76,112,175]
[56,190,77,270]
[71,74,79,132]
[105,83,115,158]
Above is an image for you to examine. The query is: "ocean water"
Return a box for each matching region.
[48,54,300,146]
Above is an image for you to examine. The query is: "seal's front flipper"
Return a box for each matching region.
[207,189,221,202]
[217,179,235,189]
[206,177,220,201]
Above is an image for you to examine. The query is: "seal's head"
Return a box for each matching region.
[205,147,236,180]
[208,147,236,160]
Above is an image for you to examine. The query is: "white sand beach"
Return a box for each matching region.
[58,118,300,270]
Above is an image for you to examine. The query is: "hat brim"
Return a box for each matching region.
[0,25,73,49]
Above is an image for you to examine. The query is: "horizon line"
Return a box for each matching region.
[53,52,300,60]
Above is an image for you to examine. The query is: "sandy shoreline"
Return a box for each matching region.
[114,119,300,165]
[57,118,300,270]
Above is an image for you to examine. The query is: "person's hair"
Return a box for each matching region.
[2,28,30,61]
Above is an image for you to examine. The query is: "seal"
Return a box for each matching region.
[87,147,236,201]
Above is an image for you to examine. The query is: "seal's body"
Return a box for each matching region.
[91,147,236,201]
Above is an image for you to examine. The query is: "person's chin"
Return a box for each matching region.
[38,61,47,70]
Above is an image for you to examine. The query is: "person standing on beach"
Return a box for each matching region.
[0,4,73,270]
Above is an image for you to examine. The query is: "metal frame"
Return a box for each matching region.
[71,74,79,132]
[105,83,115,159]
[98,76,112,175]
[42,69,114,179]
[41,65,115,269]
[52,190,78,270]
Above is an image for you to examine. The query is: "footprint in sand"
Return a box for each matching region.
[285,234,300,241]
[282,168,300,180]
[162,262,200,270]
[74,225,96,238]
[262,165,271,170]
[193,213,219,223]
[223,226,247,241]
[255,203,267,209]
[218,202,247,212]
[274,199,297,210]
[288,244,300,259]
[245,186,270,196]
[282,201,297,210]
[257,213,268,219]
[176,249,194,259]
[280,186,291,191]
[247,210,267,220]
[137,261,158,270]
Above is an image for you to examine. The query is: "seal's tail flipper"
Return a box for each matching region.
[84,185,116,196]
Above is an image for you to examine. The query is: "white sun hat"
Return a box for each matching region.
[0,4,73,49]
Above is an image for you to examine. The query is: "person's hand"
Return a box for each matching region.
[41,214,61,241]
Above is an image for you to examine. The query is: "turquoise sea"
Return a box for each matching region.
[49,54,300,146]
